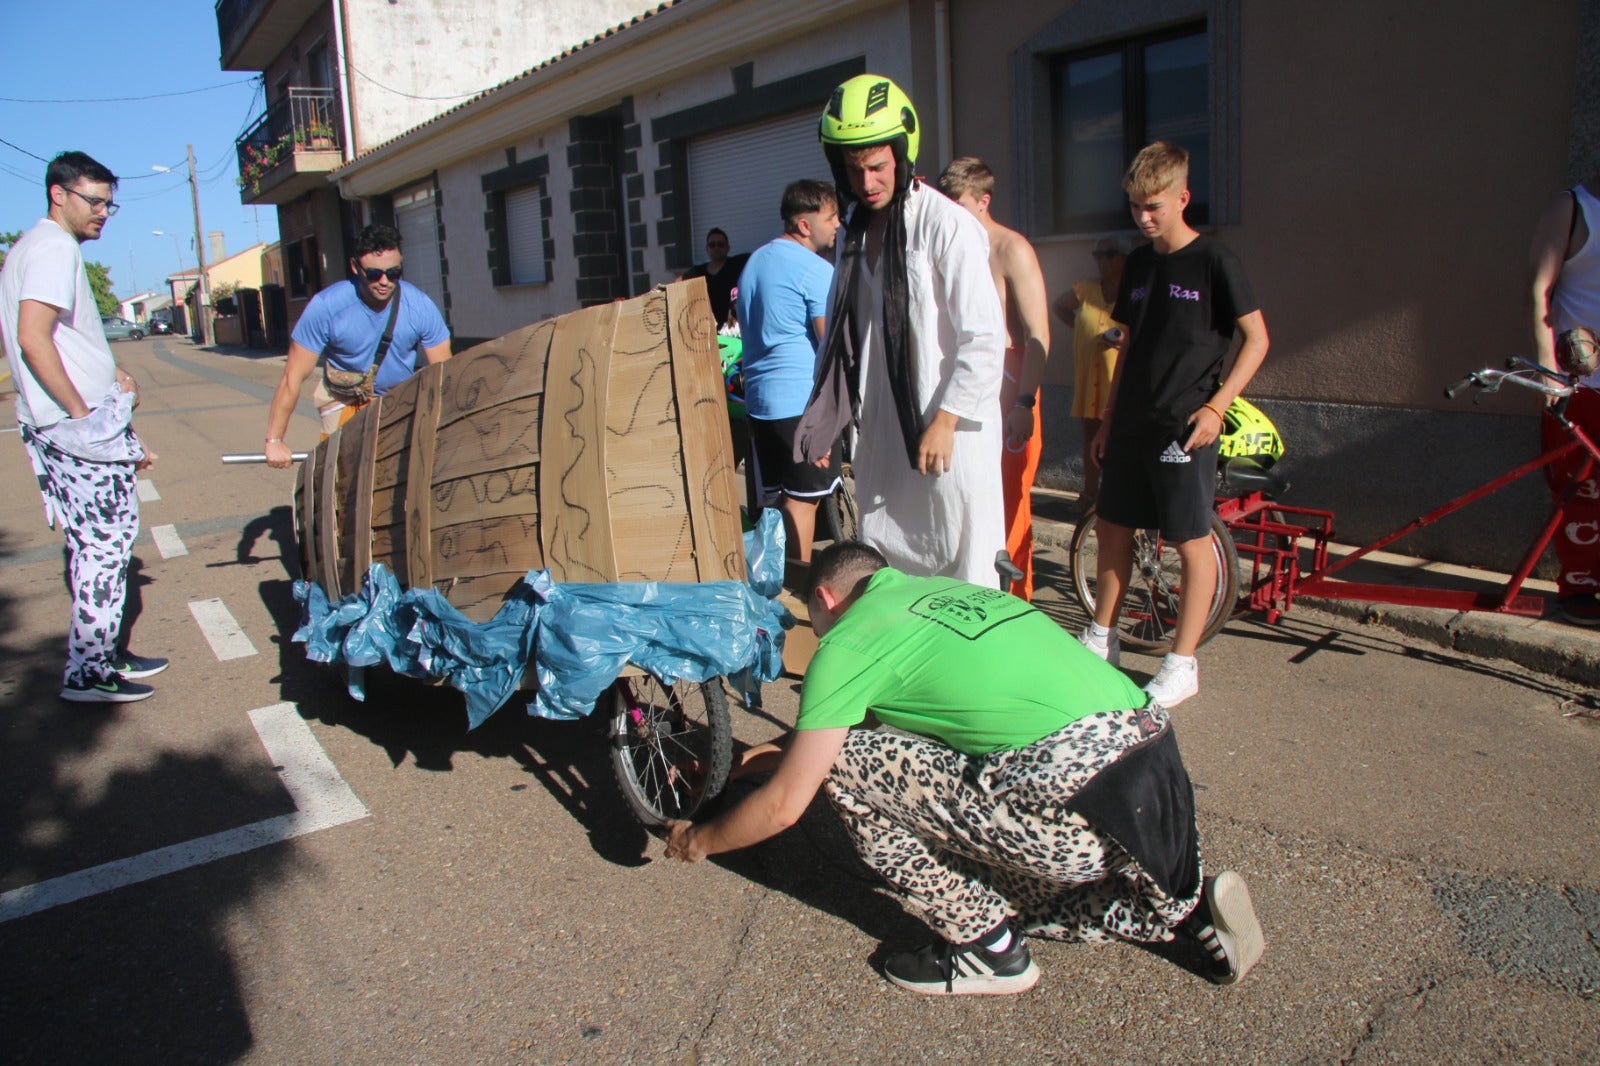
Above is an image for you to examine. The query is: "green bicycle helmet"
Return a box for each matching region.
[1217,396,1284,467]
[819,74,920,207]
[819,74,920,165]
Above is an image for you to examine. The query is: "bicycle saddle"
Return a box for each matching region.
[1220,458,1290,498]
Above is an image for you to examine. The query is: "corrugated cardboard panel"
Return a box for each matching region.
[442,321,554,428]
[539,302,618,583]
[605,287,697,582]
[404,361,444,589]
[349,398,382,579]
[665,279,745,582]
[317,430,341,597]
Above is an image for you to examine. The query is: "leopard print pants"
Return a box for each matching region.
[22,428,139,687]
[824,707,1202,946]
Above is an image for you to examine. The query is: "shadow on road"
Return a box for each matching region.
[0,529,300,1064]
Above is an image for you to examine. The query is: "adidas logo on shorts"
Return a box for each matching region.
[1159,441,1191,464]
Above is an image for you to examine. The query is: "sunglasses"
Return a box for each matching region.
[1091,250,1122,261]
[361,267,403,282]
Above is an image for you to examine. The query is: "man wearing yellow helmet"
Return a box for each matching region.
[795,74,1007,586]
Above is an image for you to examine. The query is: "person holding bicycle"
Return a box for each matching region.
[1530,172,1600,626]
[663,540,1265,995]
[1081,142,1269,707]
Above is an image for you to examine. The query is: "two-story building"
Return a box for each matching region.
[216,0,664,332]
[265,0,1595,569]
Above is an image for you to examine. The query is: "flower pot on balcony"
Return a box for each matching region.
[308,136,333,150]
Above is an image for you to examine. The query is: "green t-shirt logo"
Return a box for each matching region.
[908,587,1029,639]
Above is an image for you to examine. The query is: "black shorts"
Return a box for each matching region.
[1096,425,1218,542]
[748,415,842,503]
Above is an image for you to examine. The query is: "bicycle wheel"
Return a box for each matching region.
[1070,510,1239,652]
[818,469,858,545]
[608,674,733,827]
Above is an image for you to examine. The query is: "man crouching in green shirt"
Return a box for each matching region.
[665,540,1264,995]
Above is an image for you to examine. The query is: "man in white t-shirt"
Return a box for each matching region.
[0,151,167,703]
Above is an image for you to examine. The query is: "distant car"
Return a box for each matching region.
[101,317,146,341]
[148,318,174,335]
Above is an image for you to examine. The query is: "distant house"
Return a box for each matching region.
[118,291,162,323]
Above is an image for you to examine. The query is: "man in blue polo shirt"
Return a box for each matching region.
[263,223,451,467]
[736,179,841,562]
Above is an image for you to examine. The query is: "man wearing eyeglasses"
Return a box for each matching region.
[263,223,451,468]
[1,151,169,703]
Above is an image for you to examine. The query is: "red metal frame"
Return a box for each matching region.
[1216,415,1600,623]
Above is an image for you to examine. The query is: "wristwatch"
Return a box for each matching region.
[1013,394,1037,409]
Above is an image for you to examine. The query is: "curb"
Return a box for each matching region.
[1029,493,1600,691]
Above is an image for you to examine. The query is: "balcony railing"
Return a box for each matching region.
[236,88,342,200]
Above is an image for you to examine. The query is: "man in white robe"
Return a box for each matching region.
[797,74,1006,586]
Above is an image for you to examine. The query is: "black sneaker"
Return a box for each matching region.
[883,930,1040,996]
[60,674,156,704]
[111,652,170,679]
[1185,870,1265,985]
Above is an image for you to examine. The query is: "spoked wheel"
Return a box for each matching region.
[608,674,733,827]
[1070,509,1239,652]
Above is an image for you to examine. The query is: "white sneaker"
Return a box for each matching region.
[1078,625,1121,667]
[1144,653,1199,707]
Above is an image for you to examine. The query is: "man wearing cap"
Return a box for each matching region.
[795,74,1006,586]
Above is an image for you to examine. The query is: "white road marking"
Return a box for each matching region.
[0,704,369,923]
[188,598,257,660]
[150,524,188,559]
[136,478,160,502]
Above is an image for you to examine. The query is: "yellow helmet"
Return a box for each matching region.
[819,74,920,166]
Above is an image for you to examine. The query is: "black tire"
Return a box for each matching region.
[817,469,858,546]
[130,330,145,340]
[608,674,732,827]
[1070,509,1239,652]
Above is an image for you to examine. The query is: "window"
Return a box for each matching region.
[481,154,550,288]
[505,184,548,285]
[1050,23,1209,232]
[394,183,445,308]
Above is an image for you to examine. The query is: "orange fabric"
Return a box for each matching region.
[1000,345,1042,600]
[317,400,365,442]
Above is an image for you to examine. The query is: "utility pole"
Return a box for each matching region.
[187,143,212,346]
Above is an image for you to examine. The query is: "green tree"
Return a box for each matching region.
[0,230,119,315]
[84,260,119,316]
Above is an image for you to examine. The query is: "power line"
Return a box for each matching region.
[0,79,259,105]
[344,57,494,102]
[0,136,47,162]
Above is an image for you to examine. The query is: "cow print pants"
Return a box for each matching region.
[824,707,1202,947]
[21,427,138,687]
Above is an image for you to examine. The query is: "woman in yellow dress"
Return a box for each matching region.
[1052,236,1127,511]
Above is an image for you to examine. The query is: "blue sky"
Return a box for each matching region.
[0,1,279,297]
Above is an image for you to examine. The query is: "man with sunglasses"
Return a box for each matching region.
[1,151,169,703]
[263,224,451,467]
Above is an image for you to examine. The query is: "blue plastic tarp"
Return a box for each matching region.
[292,509,793,728]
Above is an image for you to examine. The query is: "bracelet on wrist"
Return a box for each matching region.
[1014,394,1037,409]
[266,437,285,444]
[1201,401,1226,422]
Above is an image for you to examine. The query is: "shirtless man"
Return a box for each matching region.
[938,157,1052,599]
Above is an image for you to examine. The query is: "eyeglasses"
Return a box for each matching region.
[361,267,403,282]
[1091,249,1121,261]
[66,187,119,216]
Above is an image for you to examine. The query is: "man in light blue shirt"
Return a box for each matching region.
[263,224,451,467]
[736,179,841,562]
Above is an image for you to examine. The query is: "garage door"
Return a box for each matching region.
[394,183,445,312]
[687,109,833,258]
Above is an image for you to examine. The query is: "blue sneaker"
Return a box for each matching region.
[112,653,169,679]
[60,674,156,703]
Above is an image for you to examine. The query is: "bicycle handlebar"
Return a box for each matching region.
[1444,366,1574,401]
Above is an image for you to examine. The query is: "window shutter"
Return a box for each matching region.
[506,185,546,284]
[687,110,830,257]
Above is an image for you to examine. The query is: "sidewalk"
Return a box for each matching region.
[1030,486,1600,690]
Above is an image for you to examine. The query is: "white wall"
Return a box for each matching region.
[344,0,664,150]
[411,1,913,340]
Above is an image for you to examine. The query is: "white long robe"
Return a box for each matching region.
[848,182,1006,585]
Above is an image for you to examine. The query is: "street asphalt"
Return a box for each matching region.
[0,337,1596,1064]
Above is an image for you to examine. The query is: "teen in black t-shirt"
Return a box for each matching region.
[1081,142,1270,710]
